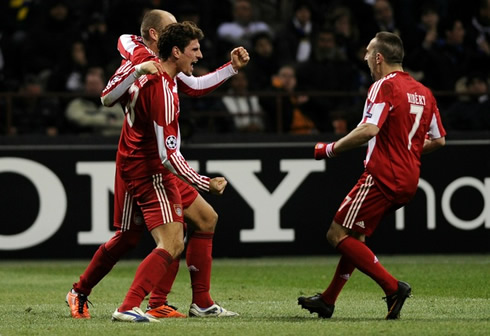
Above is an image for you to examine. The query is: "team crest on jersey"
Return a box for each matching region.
[166,135,177,149]
[174,204,183,217]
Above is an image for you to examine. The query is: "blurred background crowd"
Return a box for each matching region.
[0,0,489,137]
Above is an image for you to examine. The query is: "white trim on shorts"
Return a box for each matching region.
[152,173,174,223]
[121,192,133,232]
[343,174,374,229]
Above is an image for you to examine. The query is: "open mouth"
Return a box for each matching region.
[189,60,198,73]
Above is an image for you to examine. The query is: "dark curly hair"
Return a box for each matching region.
[157,21,204,60]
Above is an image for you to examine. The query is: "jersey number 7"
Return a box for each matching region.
[408,104,423,151]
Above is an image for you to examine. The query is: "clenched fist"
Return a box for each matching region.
[209,177,228,195]
[231,47,250,71]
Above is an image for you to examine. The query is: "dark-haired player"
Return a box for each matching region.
[299,31,446,319]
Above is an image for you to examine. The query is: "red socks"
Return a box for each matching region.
[186,232,214,308]
[149,257,180,308]
[73,230,141,295]
[73,244,116,295]
[147,232,215,309]
[336,236,398,295]
[321,255,356,305]
[119,248,173,312]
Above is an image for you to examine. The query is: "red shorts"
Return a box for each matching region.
[334,171,403,236]
[113,169,198,232]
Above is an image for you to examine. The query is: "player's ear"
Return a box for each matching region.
[172,46,180,58]
[149,28,159,41]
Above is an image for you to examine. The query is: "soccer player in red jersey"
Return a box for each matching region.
[101,10,247,108]
[67,11,249,320]
[106,21,230,322]
[298,32,446,319]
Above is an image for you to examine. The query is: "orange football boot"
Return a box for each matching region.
[145,303,186,318]
[66,290,91,319]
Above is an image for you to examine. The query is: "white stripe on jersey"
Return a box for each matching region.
[162,78,175,125]
[153,122,209,191]
[343,174,374,229]
[121,192,133,232]
[119,34,156,59]
[138,75,148,86]
[152,173,174,223]
[118,61,134,75]
[170,152,208,190]
[362,76,389,127]
[368,72,397,101]
[428,113,442,139]
[368,77,386,102]
[176,63,236,90]
[101,61,136,106]
[119,34,139,57]
[365,102,385,125]
[154,121,173,172]
[365,136,376,166]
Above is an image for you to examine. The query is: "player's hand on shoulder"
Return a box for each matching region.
[135,60,165,77]
[209,177,228,195]
[231,47,250,71]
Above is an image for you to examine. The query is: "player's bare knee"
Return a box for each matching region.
[174,239,185,257]
[326,222,348,247]
[166,239,185,259]
[351,231,366,243]
[196,209,218,232]
[208,210,218,229]
[326,229,339,247]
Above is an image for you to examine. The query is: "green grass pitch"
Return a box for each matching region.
[0,255,489,335]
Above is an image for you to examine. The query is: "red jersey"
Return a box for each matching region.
[101,34,237,107]
[116,72,210,192]
[360,71,446,203]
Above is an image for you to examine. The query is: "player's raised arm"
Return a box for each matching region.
[177,46,250,97]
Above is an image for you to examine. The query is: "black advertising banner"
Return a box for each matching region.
[0,139,489,259]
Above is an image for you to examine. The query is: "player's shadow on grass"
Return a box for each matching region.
[231,316,385,322]
[248,316,488,322]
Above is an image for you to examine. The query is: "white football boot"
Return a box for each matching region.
[189,303,239,317]
[112,307,159,322]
